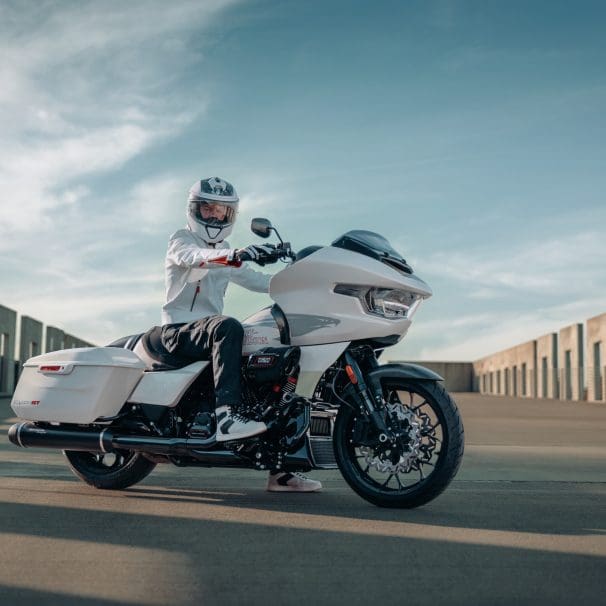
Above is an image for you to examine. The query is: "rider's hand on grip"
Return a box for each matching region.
[236,244,276,266]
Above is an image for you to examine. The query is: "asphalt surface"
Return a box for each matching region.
[1,393,605,606]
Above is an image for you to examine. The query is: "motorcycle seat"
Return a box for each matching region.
[107,332,185,372]
[107,333,143,350]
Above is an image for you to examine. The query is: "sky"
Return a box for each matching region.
[1,0,605,362]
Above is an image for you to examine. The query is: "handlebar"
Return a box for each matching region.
[237,242,296,266]
[260,242,296,265]
[272,242,296,261]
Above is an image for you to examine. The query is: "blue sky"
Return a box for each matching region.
[1,0,604,361]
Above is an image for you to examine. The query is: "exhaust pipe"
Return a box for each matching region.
[9,422,114,452]
[8,421,224,457]
[8,421,315,470]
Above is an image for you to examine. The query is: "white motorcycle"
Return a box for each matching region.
[8,220,464,508]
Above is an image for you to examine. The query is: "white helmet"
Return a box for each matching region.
[186,177,239,243]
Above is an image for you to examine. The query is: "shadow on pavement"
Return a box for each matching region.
[2,473,605,537]
[0,586,136,606]
[0,496,603,606]
[1,398,605,605]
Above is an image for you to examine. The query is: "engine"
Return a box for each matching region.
[128,345,315,471]
[235,346,312,471]
[239,346,301,418]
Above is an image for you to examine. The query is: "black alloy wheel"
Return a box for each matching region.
[64,449,156,489]
[334,379,464,508]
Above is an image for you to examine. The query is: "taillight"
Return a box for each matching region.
[37,364,73,375]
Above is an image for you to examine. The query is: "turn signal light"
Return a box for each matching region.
[345,365,358,384]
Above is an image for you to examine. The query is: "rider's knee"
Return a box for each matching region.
[214,316,244,340]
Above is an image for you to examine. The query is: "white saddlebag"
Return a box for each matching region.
[11,347,145,424]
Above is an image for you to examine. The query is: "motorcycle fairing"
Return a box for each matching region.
[331,230,413,276]
[243,306,349,397]
[269,246,432,346]
[288,314,340,338]
[297,342,349,397]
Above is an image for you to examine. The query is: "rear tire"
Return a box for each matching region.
[64,450,156,490]
[334,380,464,508]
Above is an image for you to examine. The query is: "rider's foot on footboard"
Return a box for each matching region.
[215,405,267,442]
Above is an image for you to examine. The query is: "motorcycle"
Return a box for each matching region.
[8,219,464,508]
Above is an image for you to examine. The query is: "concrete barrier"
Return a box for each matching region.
[558,323,584,401]
[0,305,95,396]
[586,313,606,402]
[0,305,17,396]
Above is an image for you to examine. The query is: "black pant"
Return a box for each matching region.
[144,316,244,407]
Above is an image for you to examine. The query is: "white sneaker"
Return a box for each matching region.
[266,472,322,492]
[215,406,267,442]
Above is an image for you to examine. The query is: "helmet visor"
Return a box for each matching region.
[190,200,236,226]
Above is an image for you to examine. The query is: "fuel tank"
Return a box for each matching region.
[241,306,283,355]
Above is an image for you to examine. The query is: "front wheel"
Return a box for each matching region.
[64,450,157,490]
[334,380,464,508]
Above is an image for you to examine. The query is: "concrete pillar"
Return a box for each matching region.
[586,313,606,402]
[18,316,44,384]
[536,333,558,399]
[63,334,95,349]
[479,364,488,394]
[558,323,584,401]
[506,341,537,399]
[474,340,538,399]
[45,326,65,353]
[63,334,78,349]
[0,305,17,395]
[473,358,494,395]
[19,316,43,362]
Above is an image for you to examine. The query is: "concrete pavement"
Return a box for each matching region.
[1,393,605,605]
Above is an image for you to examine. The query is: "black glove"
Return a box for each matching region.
[236,244,276,265]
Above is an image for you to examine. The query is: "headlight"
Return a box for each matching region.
[334,285,422,319]
[365,288,419,318]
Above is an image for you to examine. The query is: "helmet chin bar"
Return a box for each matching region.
[204,224,225,242]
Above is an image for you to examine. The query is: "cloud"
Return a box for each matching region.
[0,1,240,236]
[125,175,188,234]
[0,1,242,341]
[419,230,606,298]
[407,294,606,362]
[387,228,606,362]
[0,124,171,236]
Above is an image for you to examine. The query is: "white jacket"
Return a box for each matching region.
[161,228,271,325]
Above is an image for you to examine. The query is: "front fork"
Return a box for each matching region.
[343,351,395,443]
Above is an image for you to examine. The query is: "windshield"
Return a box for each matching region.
[331,230,412,275]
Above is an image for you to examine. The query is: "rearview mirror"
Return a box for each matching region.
[251,218,272,239]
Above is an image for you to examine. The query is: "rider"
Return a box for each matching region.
[145,177,321,493]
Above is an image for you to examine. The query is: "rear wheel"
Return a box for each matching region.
[64,450,156,489]
[334,379,464,508]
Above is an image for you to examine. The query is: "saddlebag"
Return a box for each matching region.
[11,347,145,424]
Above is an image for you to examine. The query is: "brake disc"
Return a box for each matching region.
[359,403,423,474]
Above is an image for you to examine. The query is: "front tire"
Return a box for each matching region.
[334,380,464,508]
[64,450,156,490]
